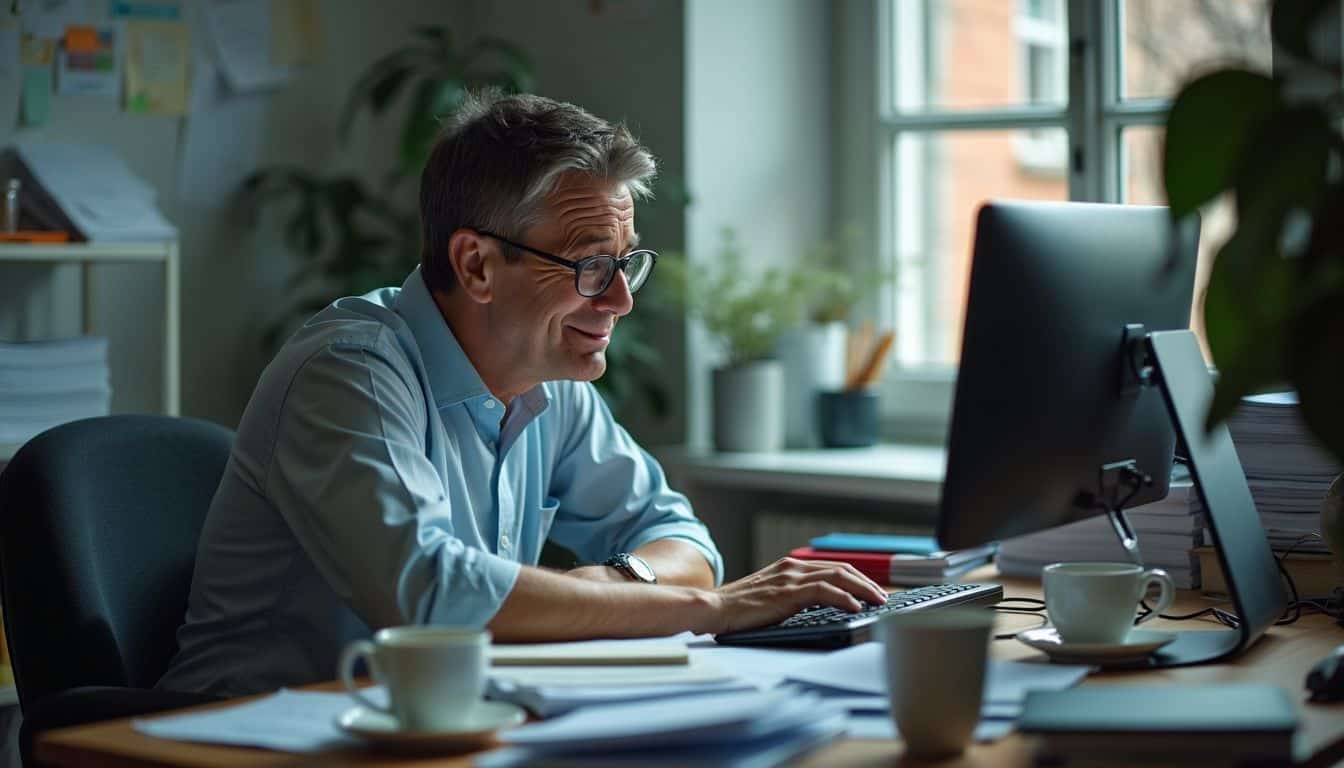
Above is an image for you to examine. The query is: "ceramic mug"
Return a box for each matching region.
[1043,562,1174,644]
[879,608,995,758]
[338,626,490,732]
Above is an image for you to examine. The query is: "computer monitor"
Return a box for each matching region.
[939,201,1195,548]
[937,200,1286,667]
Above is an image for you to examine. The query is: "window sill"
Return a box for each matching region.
[656,443,945,505]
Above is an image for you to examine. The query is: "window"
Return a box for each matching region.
[876,0,1272,438]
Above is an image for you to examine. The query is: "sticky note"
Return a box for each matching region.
[22,66,52,126]
[65,25,99,53]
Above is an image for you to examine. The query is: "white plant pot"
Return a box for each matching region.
[776,322,849,448]
[712,360,784,453]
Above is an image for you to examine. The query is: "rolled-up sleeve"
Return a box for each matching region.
[267,334,520,630]
[544,382,724,585]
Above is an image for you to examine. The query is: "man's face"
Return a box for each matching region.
[489,174,638,386]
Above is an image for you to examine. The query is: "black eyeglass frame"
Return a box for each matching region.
[474,229,658,298]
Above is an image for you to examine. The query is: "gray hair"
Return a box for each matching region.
[419,90,658,293]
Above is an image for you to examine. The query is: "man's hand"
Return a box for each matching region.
[703,557,889,635]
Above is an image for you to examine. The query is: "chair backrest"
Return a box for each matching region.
[0,414,233,711]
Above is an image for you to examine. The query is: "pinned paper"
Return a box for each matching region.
[19,36,55,126]
[270,0,322,67]
[56,23,119,97]
[22,67,53,125]
[125,20,188,114]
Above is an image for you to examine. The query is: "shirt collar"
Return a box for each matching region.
[393,267,490,409]
[393,267,551,415]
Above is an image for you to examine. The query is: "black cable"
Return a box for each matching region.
[1134,532,1342,629]
[991,596,1049,640]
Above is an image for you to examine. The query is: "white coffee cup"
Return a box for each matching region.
[879,608,995,758]
[338,626,490,732]
[1043,562,1174,645]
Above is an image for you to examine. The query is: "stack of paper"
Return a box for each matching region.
[14,142,177,242]
[793,533,997,585]
[476,689,846,768]
[1211,392,1342,555]
[0,338,111,446]
[997,471,1204,587]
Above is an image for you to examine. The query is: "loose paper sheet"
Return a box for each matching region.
[124,20,188,114]
[56,23,119,97]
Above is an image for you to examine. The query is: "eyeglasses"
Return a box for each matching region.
[475,230,658,298]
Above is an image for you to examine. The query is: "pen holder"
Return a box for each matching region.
[818,390,879,448]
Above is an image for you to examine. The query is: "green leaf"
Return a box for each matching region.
[1271,0,1340,67]
[1290,292,1344,465]
[1201,229,1294,428]
[1163,70,1279,220]
[1234,106,1332,224]
[339,49,426,140]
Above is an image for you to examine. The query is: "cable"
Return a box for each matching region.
[1134,532,1343,629]
[991,596,1049,639]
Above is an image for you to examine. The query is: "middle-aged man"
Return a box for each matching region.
[158,91,887,698]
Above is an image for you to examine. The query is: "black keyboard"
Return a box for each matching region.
[714,582,1004,649]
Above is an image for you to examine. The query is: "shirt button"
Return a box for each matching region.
[500,533,512,551]
[483,398,497,409]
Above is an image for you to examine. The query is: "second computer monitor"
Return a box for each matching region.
[937,200,1198,550]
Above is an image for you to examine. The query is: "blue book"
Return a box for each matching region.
[808,533,940,556]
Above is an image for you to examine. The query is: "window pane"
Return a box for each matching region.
[1122,125,1229,361]
[1120,0,1271,101]
[890,0,1067,112]
[892,128,1069,368]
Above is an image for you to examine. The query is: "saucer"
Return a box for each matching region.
[336,700,526,754]
[1015,626,1178,665]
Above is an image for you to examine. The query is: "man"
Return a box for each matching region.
[159,92,886,697]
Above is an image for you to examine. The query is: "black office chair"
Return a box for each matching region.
[0,415,234,766]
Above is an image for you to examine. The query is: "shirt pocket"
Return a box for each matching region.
[537,497,561,540]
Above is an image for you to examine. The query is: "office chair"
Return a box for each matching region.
[0,415,234,766]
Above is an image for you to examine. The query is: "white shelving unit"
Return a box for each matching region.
[0,241,179,461]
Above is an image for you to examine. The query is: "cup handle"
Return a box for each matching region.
[338,640,389,714]
[1134,568,1175,625]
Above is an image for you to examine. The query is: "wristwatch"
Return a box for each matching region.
[603,552,657,584]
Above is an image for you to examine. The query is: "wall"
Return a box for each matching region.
[0,0,481,428]
[684,0,831,450]
[0,0,690,443]
[466,0,688,447]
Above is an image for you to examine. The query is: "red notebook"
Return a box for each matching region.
[788,546,895,583]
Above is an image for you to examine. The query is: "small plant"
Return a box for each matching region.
[662,228,811,367]
[793,225,891,325]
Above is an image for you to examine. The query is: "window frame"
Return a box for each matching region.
[875,0,1181,442]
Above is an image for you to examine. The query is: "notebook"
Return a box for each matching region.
[1018,684,1298,764]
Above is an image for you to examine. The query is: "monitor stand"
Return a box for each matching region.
[1116,329,1287,668]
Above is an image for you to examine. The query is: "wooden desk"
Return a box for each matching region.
[36,577,1344,768]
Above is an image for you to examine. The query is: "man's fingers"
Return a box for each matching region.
[795,565,888,606]
[802,582,864,612]
[794,559,888,603]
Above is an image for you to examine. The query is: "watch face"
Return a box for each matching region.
[625,554,657,583]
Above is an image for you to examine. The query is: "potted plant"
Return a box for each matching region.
[1162,0,1343,576]
[776,227,891,447]
[663,228,810,452]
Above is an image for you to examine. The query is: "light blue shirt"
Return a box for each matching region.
[158,268,722,697]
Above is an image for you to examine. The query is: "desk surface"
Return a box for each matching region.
[36,576,1344,768]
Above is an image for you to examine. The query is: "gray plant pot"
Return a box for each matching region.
[712,361,784,453]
